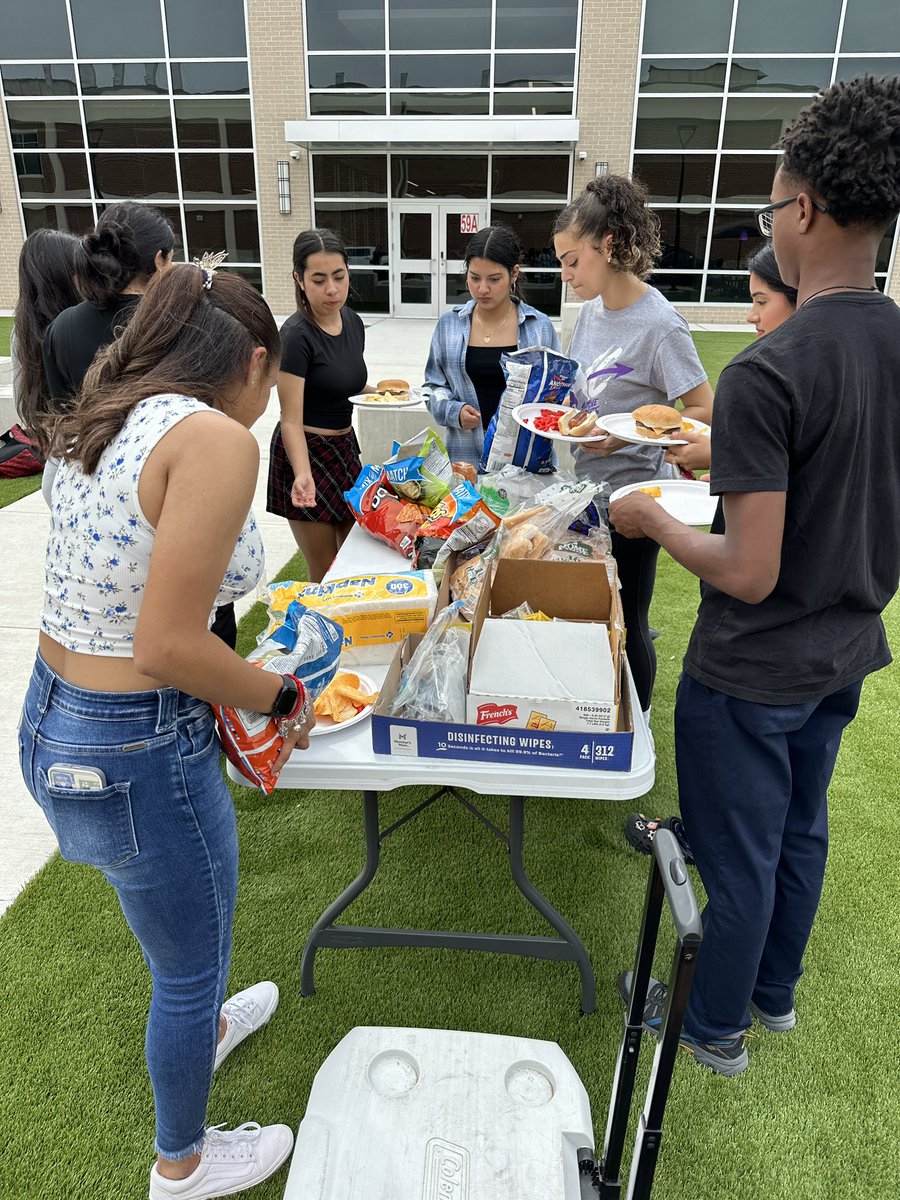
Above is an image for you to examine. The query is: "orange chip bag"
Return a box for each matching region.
[344,466,419,560]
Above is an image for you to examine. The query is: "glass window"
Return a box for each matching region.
[400,273,432,304]
[716,154,780,204]
[170,62,250,95]
[728,58,832,93]
[22,203,95,237]
[313,155,388,198]
[164,0,247,58]
[70,0,164,58]
[390,93,489,116]
[639,59,726,93]
[79,63,167,96]
[180,153,256,199]
[313,203,389,256]
[391,155,487,199]
[309,56,385,90]
[633,154,716,204]
[6,100,84,149]
[83,100,173,149]
[708,210,765,270]
[634,99,723,150]
[390,55,490,89]
[185,206,259,261]
[495,0,578,50]
[650,274,703,303]
[347,269,390,313]
[841,2,900,53]
[175,100,253,148]
[91,152,179,199]
[444,272,469,306]
[310,94,387,116]
[0,64,78,97]
[306,0,385,52]
[490,205,563,263]
[655,209,710,270]
[733,0,841,54]
[16,152,91,198]
[722,98,808,150]
[642,0,732,55]
[704,273,753,303]
[389,0,491,52]
[520,273,562,317]
[492,92,574,116]
[226,265,264,293]
[0,0,71,57]
[492,156,568,199]
[94,201,185,258]
[398,211,433,259]
[834,58,900,85]
[494,54,576,89]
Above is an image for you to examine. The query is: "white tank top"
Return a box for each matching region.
[42,393,265,655]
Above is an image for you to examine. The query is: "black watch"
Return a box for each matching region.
[271,674,301,718]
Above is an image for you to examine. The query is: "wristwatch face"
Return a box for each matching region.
[272,676,299,717]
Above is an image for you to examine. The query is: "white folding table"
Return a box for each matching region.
[229,526,655,1013]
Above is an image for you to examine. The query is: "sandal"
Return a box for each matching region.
[624,813,695,865]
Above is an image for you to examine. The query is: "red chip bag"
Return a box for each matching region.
[344,466,419,559]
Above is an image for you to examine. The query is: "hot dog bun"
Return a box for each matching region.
[559,408,599,437]
[632,404,683,438]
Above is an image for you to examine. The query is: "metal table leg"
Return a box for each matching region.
[300,787,597,1012]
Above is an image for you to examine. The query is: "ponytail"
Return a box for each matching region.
[76,202,175,307]
[553,175,661,280]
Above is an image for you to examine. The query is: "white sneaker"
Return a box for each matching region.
[148,1122,294,1199]
[214,981,279,1072]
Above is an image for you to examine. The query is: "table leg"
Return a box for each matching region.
[300,789,381,996]
[508,796,597,1015]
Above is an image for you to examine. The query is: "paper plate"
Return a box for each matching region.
[310,671,380,736]
[609,479,718,526]
[350,388,423,409]
[597,412,711,447]
[512,402,609,444]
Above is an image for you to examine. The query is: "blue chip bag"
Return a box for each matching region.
[481,347,579,475]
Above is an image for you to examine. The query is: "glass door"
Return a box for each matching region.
[391,205,439,317]
[440,204,488,310]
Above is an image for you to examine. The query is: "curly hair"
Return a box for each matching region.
[553,175,661,279]
[780,75,900,229]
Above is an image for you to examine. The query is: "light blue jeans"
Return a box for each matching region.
[18,653,238,1160]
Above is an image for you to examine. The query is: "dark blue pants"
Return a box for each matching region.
[675,672,862,1042]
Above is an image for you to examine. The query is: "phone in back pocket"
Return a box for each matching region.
[47,764,107,791]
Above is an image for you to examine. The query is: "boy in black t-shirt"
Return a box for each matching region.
[609,76,900,1076]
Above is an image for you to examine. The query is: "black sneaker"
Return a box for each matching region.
[617,971,750,1077]
[624,813,695,865]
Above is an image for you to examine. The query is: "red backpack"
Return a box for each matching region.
[0,424,45,478]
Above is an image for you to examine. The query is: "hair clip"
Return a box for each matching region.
[193,249,228,290]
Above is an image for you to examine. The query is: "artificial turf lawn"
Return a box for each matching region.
[0,316,43,509]
[1,535,897,1200]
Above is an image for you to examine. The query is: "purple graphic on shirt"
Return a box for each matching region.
[588,362,634,382]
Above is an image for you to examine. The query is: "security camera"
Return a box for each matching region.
[577,151,588,160]
[289,150,301,161]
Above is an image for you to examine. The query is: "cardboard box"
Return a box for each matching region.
[372,558,633,772]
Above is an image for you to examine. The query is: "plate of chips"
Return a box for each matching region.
[311,670,380,735]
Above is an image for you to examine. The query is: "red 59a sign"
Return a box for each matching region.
[459,213,479,234]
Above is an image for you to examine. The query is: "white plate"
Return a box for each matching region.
[309,671,380,736]
[609,479,718,526]
[511,402,610,444]
[597,411,711,447]
[350,388,423,409]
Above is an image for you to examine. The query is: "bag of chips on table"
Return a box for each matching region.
[344,465,425,560]
[481,347,579,475]
[214,601,343,795]
[383,429,453,508]
[417,480,500,547]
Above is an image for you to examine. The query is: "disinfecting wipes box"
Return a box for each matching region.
[282,1025,593,1200]
[467,618,618,733]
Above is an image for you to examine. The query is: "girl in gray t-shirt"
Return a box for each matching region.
[554,175,713,713]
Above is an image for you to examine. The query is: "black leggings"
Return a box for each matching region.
[611,531,661,713]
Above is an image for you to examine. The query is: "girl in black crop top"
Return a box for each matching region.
[266,229,371,582]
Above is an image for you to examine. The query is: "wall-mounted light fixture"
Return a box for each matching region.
[277,160,291,214]
[595,161,609,179]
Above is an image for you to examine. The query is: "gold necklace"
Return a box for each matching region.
[475,303,513,343]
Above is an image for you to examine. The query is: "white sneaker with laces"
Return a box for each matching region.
[148,1122,294,1200]
[214,981,279,1072]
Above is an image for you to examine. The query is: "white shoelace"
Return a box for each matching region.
[221,994,261,1034]
[203,1123,262,1164]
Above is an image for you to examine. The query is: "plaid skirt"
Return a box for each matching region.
[267,425,362,524]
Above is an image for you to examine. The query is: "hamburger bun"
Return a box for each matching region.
[376,378,410,397]
[632,404,683,439]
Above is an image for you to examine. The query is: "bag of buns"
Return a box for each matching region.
[497,480,602,562]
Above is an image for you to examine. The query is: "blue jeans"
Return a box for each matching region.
[675,672,862,1042]
[18,653,238,1160]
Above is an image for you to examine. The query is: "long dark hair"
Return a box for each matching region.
[292,227,349,316]
[464,224,526,300]
[553,175,662,280]
[745,244,799,306]
[77,202,175,307]
[59,265,280,474]
[13,228,82,451]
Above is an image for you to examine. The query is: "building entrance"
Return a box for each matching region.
[391,202,489,317]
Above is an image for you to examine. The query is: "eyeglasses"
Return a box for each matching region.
[756,196,829,237]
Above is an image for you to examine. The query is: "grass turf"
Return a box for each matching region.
[0,317,43,509]
[0,315,12,356]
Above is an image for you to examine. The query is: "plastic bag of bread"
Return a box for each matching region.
[477,465,550,517]
[390,601,470,723]
[498,480,601,562]
[449,550,490,619]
